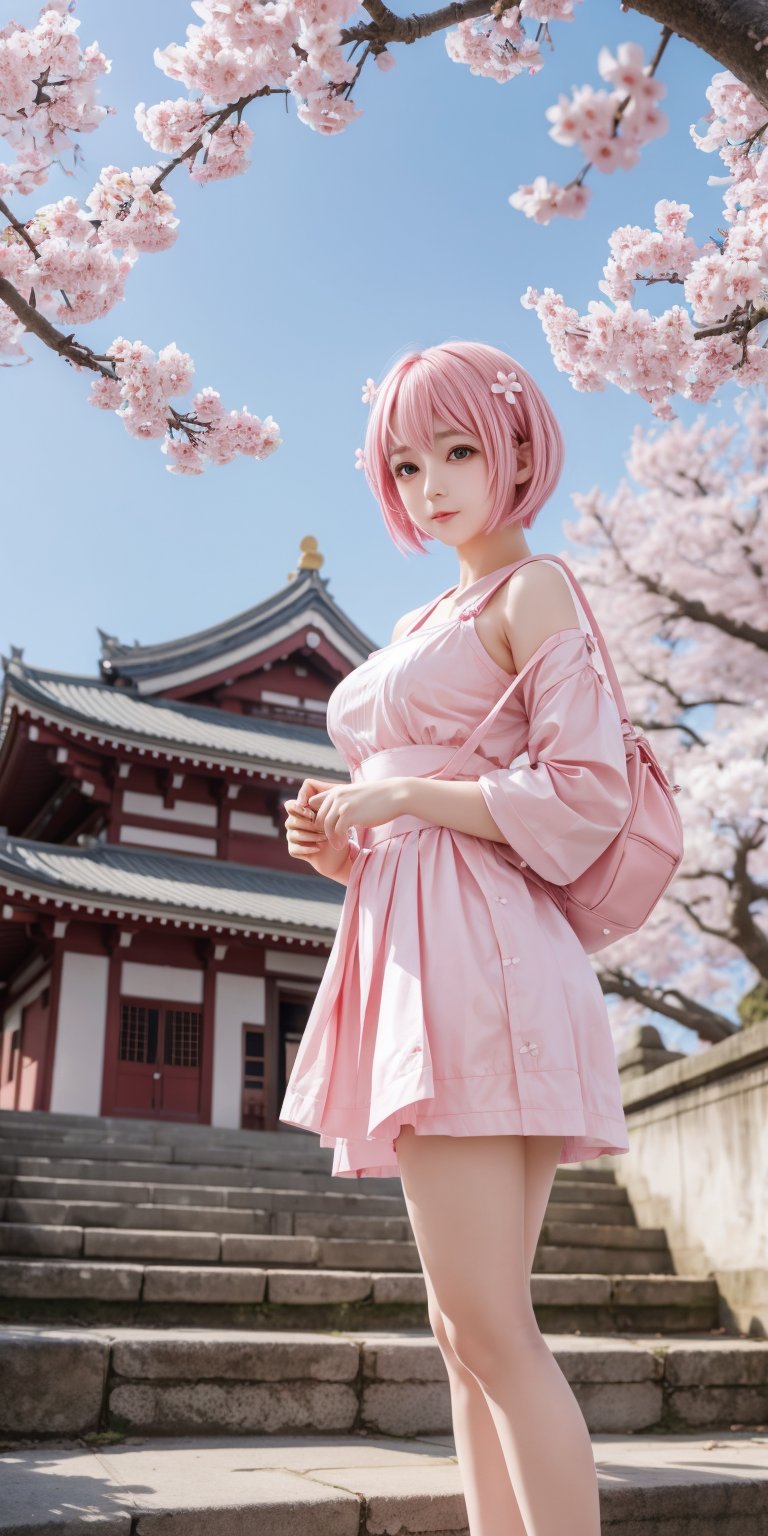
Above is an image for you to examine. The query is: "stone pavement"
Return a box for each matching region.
[2,1430,768,1535]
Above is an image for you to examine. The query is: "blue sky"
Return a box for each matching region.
[3,0,722,673]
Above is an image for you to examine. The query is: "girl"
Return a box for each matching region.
[280,340,633,1535]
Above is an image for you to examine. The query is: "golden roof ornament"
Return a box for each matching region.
[287,536,325,581]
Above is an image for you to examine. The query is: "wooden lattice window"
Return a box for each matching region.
[119,1003,202,1068]
[164,1009,202,1069]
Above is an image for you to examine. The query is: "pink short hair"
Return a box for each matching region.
[362,340,565,555]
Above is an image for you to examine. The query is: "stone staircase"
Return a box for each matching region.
[1,1108,766,1534]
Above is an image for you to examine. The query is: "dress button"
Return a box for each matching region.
[520,860,527,868]
[602,927,610,934]
[496,896,508,904]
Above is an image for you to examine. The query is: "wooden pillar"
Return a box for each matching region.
[99,929,122,1117]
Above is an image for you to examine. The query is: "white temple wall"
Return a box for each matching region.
[120,962,204,1004]
[212,973,265,1129]
[50,953,109,1115]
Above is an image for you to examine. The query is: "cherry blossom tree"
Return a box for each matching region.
[1,0,768,470]
[562,393,768,1046]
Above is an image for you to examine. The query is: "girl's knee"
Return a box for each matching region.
[443,1310,543,1386]
[430,1303,488,1386]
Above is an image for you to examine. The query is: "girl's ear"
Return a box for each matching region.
[513,439,534,486]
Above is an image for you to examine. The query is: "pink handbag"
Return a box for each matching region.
[419,554,684,955]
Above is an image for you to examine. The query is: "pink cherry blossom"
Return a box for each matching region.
[88,337,283,473]
[522,70,768,409]
[445,12,545,84]
[188,120,254,181]
[0,2,110,190]
[135,98,207,155]
[86,166,179,253]
[509,175,590,224]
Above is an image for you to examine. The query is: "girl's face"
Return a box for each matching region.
[387,412,493,546]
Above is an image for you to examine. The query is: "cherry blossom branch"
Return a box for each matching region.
[586,503,768,653]
[562,24,673,196]
[0,275,113,375]
[0,196,40,258]
[147,89,286,194]
[667,839,768,977]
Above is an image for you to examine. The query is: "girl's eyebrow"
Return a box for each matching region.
[389,428,470,458]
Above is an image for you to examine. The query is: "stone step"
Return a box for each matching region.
[0,1119,619,1179]
[2,1325,767,1440]
[0,1221,672,1272]
[6,1158,399,1195]
[7,1169,409,1207]
[6,1161,632,1209]
[0,1195,637,1241]
[0,1135,337,1174]
[7,1155,396,1191]
[2,1430,767,1533]
[3,1199,273,1234]
[0,1258,721,1332]
[0,1220,673,1277]
[0,1107,325,1150]
[0,1116,332,1155]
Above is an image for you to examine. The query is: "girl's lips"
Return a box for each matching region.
[432,511,459,521]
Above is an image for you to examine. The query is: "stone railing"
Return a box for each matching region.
[601,1019,768,1338]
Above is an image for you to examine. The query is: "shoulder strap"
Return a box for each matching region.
[406,555,537,638]
[469,553,631,727]
[405,584,455,636]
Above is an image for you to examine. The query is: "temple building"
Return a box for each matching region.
[0,539,375,1132]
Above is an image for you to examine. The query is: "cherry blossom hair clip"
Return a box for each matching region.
[491,368,524,403]
[355,378,378,469]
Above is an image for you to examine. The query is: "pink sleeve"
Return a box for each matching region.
[477,632,632,885]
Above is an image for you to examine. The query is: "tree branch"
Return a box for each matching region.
[597,963,738,1042]
[624,0,768,111]
[0,275,114,374]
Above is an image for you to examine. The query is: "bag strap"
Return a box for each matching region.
[471,554,632,727]
[426,629,581,779]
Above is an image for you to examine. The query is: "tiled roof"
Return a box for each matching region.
[97,568,377,690]
[3,662,347,778]
[0,835,343,939]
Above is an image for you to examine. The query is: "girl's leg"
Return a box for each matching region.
[395,1127,601,1536]
[419,1256,527,1536]
[400,1131,561,1536]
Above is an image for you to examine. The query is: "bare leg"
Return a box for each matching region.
[395,1128,601,1536]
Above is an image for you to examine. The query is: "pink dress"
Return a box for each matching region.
[279,556,633,1178]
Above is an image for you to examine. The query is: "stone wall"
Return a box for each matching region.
[602,1020,768,1338]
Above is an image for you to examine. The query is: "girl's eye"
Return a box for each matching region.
[394,445,475,479]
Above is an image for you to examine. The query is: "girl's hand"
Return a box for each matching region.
[307,777,410,847]
[283,777,355,882]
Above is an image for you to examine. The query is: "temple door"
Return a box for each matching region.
[111,998,204,1120]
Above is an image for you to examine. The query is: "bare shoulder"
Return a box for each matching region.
[389,605,426,644]
[502,558,581,674]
